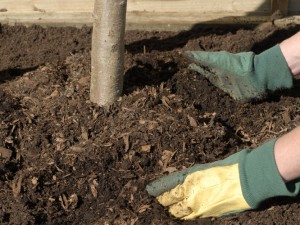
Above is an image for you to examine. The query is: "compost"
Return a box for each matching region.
[1,23,300,225]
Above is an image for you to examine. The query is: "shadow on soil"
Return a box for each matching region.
[0,67,38,84]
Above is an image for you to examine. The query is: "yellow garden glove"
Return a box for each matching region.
[146,139,300,219]
[157,164,250,219]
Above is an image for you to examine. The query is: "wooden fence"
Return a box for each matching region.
[0,0,299,30]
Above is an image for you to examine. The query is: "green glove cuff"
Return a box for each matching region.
[255,44,293,92]
[239,138,300,208]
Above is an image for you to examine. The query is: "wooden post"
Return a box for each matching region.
[90,0,127,106]
[271,0,289,16]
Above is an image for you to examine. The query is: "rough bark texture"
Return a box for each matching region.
[90,0,127,106]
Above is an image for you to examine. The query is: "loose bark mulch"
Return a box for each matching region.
[1,23,300,224]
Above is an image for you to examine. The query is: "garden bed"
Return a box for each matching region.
[1,23,300,224]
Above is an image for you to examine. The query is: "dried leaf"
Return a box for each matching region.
[101,142,113,147]
[69,146,85,153]
[81,127,89,141]
[90,184,98,198]
[130,218,138,225]
[161,150,176,169]
[161,96,172,110]
[161,150,173,161]
[59,193,78,211]
[0,147,12,160]
[69,194,78,209]
[158,160,164,168]
[55,137,66,143]
[147,122,156,130]
[48,197,55,202]
[236,127,251,142]
[130,194,134,203]
[59,194,68,210]
[47,89,59,98]
[31,177,38,186]
[141,145,151,152]
[177,107,183,113]
[123,135,130,152]
[4,136,13,144]
[164,167,177,173]
[78,76,89,86]
[282,110,291,124]
[137,204,151,213]
[149,87,158,97]
[139,120,146,125]
[12,173,24,197]
[187,115,197,127]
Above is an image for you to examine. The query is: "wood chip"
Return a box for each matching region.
[187,115,198,127]
[59,193,78,211]
[123,135,130,152]
[90,184,98,198]
[161,96,172,110]
[138,204,151,213]
[81,127,89,141]
[0,147,12,160]
[164,167,177,173]
[141,145,151,152]
[282,110,291,124]
[12,173,24,197]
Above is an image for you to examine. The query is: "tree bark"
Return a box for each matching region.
[90,0,127,106]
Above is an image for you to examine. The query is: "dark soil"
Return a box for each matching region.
[1,23,300,225]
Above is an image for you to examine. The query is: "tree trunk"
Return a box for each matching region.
[90,0,127,106]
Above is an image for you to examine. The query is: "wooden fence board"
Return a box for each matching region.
[0,0,271,13]
[0,0,299,30]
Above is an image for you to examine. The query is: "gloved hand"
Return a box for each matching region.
[184,45,293,100]
[146,139,300,219]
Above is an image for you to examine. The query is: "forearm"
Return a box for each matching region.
[275,126,300,182]
[280,31,300,79]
